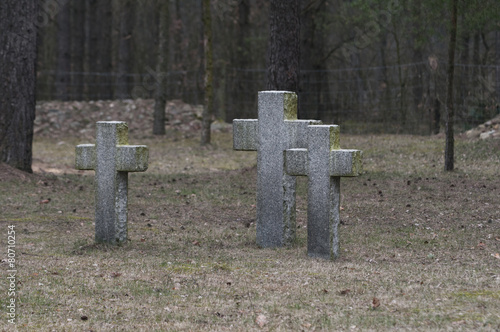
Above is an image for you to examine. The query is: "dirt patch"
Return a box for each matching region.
[0,162,36,182]
[32,161,83,175]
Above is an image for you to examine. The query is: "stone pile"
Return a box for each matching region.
[465,114,500,139]
[35,99,208,139]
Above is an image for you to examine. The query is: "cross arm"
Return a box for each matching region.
[233,119,258,151]
[75,144,96,170]
[330,149,362,177]
[285,148,363,177]
[116,145,149,172]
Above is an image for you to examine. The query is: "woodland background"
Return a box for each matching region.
[36,0,500,134]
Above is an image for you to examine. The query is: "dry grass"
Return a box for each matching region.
[1,131,499,331]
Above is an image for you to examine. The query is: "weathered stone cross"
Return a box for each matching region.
[233,91,321,247]
[75,121,148,244]
[285,125,362,259]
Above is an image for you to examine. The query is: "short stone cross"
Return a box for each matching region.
[233,91,321,247]
[75,121,148,244]
[285,125,362,260]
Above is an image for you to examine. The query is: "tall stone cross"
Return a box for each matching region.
[75,121,149,244]
[233,91,321,247]
[285,125,362,259]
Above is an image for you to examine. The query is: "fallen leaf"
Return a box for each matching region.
[255,314,267,328]
[39,199,51,204]
[492,253,500,260]
[340,289,351,295]
[478,242,486,250]
[110,272,121,278]
[372,297,381,309]
[192,240,200,246]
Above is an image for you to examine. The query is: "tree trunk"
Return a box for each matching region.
[71,0,85,100]
[496,31,500,104]
[267,0,300,95]
[55,0,71,100]
[153,1,169,135]
[378,33,391,127]
[473,32,480,77]
[115,0,135,99]
[411,0,423,131]
[0,0,38,172]
[87,0,99,99]
[87,0,113,100]
[201,0,214,145]
[393,24,407,130]
[233,0,252,119]
[445,0,458,171]
[459,32,470,124]
[169,0,185,98]
[99,0,113,100]
[300,0,333,120]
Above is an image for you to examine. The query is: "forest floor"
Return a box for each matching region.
[0,101,499,331]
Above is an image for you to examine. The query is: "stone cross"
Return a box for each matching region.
[285,125,362,260]
[75,121,148,244]
[233,91,321,247]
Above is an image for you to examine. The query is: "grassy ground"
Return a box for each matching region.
[1,131,499,331]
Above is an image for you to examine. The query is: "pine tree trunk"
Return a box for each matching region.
[0,0,38,172]
[300,0,333,120]
[169,0,185,98]
[115,0,134,99]
[459,33,470,123]
[234,0,251,119]
[153,1,169,135]
[71,0,85,100]
[411,0,423,131]
[445,0,458,171]
[267,0,300,94]
[87,0,112,100]
[496,31,500,104]
[87,0,99,99]
[99,1,113,100]
[55,0,71,100]
[201,0,213,145]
